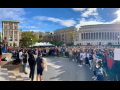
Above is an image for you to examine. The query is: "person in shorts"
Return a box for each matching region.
[36,52,45,81]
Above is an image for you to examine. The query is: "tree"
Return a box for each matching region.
[56,41,64,46]
[38,37,43,42]
[67,32,73,43]
[20,31,39,47]
[47,38,64,46]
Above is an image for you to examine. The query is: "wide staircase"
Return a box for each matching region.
[0,66,30,81]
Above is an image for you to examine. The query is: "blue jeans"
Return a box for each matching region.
[24,63,27,73]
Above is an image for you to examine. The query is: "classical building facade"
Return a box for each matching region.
[54,27,77,44]
[74,24,120,46]
[2,20,20,47]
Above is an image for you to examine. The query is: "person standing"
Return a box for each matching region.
[76,49,80,63]
[19,49,23,64]
[28,52,36,81]
[23,50,28,74]
[96,61,104,81]
[3,37,8,53]
[36,52,45,81]
[89,52,93,69]
[92,52,97,81]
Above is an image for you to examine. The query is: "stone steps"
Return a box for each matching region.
[8,70,30,81]
[0,66,9,81]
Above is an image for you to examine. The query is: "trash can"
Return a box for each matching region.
[0,45,2,61]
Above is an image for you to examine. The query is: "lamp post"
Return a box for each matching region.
[31,39,32,49]
[118,36,119,48]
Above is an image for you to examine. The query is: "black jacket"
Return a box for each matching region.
[28,53,36,65]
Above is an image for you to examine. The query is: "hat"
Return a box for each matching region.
[38,52,42,56]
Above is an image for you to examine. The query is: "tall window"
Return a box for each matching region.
[15,37,17,41]
[15,31,17,34]
[102,32,104,40]
[94,33,95,40]
[86,33,88,39]
[15,26,17,29]
[10,31,12,34]
[107,32,109,40]
[10,43,12,46]
[5,31,7,34]
[89,33,90,39]
[81,33,83,40]
[110,32,112,40]
[91,33,93,39]
[10,26,12,29]
[96,33,98,39]
[5,26,7,29]
[84,33,85,39]
[99,32,101,40]
[9,36,12,41]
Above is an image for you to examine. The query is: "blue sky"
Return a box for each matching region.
[0,8,120,33]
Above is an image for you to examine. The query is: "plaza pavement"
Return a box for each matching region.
[26,57,94,81]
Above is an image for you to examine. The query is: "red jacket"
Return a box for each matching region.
[107,57,114,69]
[105,51,109,56]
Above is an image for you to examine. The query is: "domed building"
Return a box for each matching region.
[73,24,120,46]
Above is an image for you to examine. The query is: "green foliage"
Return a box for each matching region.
[20,31,40,47]
[47,38,64,46]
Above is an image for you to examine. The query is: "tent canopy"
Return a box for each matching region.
[30,42,54,47]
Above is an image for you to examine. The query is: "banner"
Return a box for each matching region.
[114,48,120,61]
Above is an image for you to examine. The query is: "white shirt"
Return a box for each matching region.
[19,52,23,59]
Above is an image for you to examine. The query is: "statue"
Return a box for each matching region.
[3,37,8,53]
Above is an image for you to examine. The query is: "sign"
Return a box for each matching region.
[114,48,120,61]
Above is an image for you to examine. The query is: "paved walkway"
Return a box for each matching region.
[27,57,94,81]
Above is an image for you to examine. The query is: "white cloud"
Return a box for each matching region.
[102,8,104,10]
[34,16,76,27]
[81,8,98,17]
[75,8,120,30]
[72,8,86,12]
[0,8,26,22]
[19,25,37,28]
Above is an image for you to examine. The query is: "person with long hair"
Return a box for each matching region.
[28,52,36,81]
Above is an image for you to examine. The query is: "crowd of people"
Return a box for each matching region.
[2,45,120,81]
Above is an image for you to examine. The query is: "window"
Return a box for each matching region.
[15,26,17,29]
[10,43,12,46]
[96,33,98,39]
[9,36,12,41]
[5,31,7,34]
[15,37,17,41]
[10,26,12,29]
[10,31,12,34]
[15,31,17,34]
[5,26,7,29]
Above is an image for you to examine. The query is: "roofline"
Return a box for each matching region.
[54,26,77,31]
[80,24,120,27]
[2,20,19,23]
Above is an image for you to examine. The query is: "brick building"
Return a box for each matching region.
[2,20,20,47]
[54,27,77,44]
